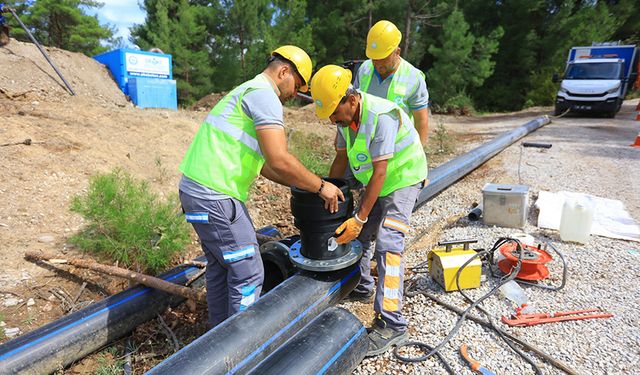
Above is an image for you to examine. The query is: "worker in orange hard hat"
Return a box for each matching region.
[179,45,344,329]
[356,20,430,146]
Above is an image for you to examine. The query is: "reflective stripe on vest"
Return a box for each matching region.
[358,59,425,120]
[179,74,274,202]
[342,92,427,197]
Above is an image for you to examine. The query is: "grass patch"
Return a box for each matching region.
[70,168,190,274]
[287,130,333,176]
[94,346,125,375]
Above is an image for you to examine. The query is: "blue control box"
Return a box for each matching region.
[94,48,177,110]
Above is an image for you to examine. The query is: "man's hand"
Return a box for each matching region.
[334,217,363,244]
[318,180,344,213]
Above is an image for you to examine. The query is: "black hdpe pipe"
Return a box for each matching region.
[415,116,550,210]
[0,261,205,374]
[260,235,298,293]
[0,226,281,374]
[291,177,353,260]
[468,203,483,221]
[147,266,360,375]
[246,307,368,375]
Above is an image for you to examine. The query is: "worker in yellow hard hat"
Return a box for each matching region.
[179,46,344,329]
[356,20,430,146]
[311,65,427,357]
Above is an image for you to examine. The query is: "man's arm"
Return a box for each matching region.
[412,107,429,147]
[257,127,344,212]
[328,149,348,179]
[260,163,288,186]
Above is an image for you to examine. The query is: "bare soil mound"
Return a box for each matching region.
[0,38,128,106]
[190,92,226,111]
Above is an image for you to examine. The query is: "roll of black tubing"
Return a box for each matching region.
[246,307,368,375]
[146,266,360,375]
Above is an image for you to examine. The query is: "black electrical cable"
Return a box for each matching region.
[399,237,568,373]
[394,238,525,365]
[488,240,567,291]
[455,238,543,375]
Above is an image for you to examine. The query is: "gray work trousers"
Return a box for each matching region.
[179,191,263,328]
[354,182,421,332]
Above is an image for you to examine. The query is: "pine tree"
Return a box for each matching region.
[131,0,218,104]
[427,8,502,112]
[7,0,113,56]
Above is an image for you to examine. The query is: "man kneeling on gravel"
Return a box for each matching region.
[310,65,428,356]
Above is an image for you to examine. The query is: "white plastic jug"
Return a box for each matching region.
[499,280,533,313]
[559,198,595,244]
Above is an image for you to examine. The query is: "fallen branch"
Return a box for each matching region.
[67,282,87,313]
[25,251,205,303]
[156,313,181,352]
[1,138,45,147]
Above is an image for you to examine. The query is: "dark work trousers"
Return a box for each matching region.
[353,182,421,332]
[179,191,263,328]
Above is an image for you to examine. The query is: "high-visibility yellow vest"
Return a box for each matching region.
[179,74,273,202]
[343,92,427,197]
[358,58,425,120]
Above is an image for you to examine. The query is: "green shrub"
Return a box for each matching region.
[71,169,190,274]
[432,93,475,115]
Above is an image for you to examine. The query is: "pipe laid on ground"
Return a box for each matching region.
[0,226,288,374]
[147,266,360,375]
[468,203,483,221]
[415,116,550,209]
[0,117,549,373]
[246,307,368,375]
[0,261,205,374]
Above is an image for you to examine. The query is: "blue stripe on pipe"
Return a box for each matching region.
[0,267,198,361]
[228,267,360,375]
[316,325,367,375]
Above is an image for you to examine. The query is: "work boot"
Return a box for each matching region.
[365,318,408,357]
[343,289,374,303]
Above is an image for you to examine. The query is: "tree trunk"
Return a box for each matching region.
[403,2,413,58]
[239,26,246,81]
[25,251,206,302]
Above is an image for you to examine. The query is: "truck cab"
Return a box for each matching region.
[554,45,637,118]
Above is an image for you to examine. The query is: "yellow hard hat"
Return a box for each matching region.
[310,65,352,119]
[366,20,402,60]
[271,45,312,92]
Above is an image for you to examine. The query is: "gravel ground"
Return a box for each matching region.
[345,101,640,375]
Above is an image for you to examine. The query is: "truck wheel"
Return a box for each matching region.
[605,111,616,119]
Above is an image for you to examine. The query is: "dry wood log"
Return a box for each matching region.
[25,251,205,302]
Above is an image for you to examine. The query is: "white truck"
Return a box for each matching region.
[553,44,638,117]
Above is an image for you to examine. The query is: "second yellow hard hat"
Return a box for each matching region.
[366,20,402,60]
